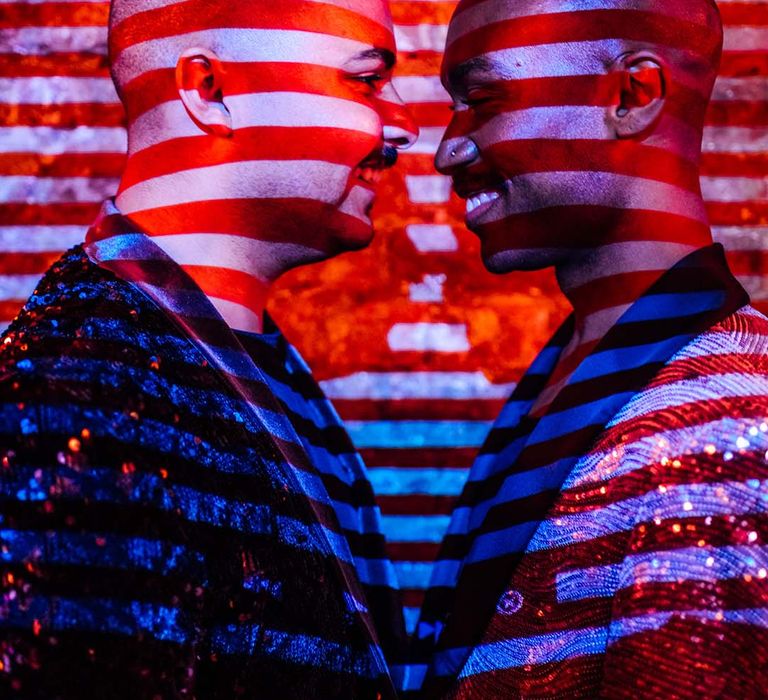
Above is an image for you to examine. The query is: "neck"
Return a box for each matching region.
[560,159,714,341]
[116,158,294,334]
[531,211,712,416]
[557,238,706,347]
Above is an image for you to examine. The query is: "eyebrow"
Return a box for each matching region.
[352,48,396,70]
[448,56,500,85]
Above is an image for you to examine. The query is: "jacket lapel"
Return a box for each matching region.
[83,203,389,667]
[268,314,407,657]
[422,244,749,697]
[408,322,569,691]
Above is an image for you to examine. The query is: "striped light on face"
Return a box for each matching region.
[436,0,722,273]
[100,0,417,258]
[81,0,418,332]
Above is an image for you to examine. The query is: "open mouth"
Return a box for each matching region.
[461,187,504,225]
[454,173,506,225]
[466,190,501,215]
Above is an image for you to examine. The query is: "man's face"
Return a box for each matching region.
[226,0,418,256]
[437,0,625,272]
[112,0,417,258]
[229,0,417,253]
[437,0,718,274]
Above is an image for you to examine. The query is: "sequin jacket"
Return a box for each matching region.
[409,246,768,699]
[0,238,404,699]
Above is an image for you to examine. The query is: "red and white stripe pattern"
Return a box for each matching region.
[435,0,752,415]
[430,301,768,698]
[97,0,417,334]
[0,0,766,634]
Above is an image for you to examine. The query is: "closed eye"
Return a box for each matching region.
[463,92,494,108]
[354,73,384,89]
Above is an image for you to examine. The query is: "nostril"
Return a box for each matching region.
[383,124,419,150]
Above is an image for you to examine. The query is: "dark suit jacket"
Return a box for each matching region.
[0,235,402,699]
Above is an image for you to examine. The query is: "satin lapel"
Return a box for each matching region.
[82,205,375,626]
[277,320,392,545]
[423,244,749,697]
[270,313,374,490]
[409,320,570,686]
[273,314,407,652]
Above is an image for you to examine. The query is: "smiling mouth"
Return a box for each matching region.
[464,188,502,223]
[357,166,385,186]
[466,189,500,214]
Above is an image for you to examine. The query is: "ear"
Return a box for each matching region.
[608,52,666,139]
[175,48,233,137]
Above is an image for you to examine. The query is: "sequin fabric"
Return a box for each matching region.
[409,246,768,699]
[0,240,401,699]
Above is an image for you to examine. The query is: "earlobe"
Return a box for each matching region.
[609,53,666,139]
[176,48,233,138]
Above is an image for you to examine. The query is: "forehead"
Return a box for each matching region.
[448,0,704,45]
[319,0,394,27]
[110,0,395,80]
[112,0,393,29]
[110,0,395,51]
[443,0,712,77]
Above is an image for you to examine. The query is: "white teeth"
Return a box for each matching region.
[466,190,500,215]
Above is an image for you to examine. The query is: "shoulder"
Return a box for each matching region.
[605,306,768,443]
[576,307,768,491]
[0,245,202,378]
[0,248,207,431]
[667,305,768,374]
[1,245,161,370]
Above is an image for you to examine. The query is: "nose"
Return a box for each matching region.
[435,134,480,174]
[380,82,419,149]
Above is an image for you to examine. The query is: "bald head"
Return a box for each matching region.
[445,0,722,134]
[107,0,395,107]
[107,0,417,295]
[436,0,720,273]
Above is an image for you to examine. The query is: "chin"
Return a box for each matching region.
[331,222,375,254]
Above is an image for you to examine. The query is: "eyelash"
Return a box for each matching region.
[355,74,383,88]
[449,97,492,112]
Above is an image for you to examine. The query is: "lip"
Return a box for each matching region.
[356,166,386,186]
[463,187,502,226]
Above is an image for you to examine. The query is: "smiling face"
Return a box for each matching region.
[437,0,721,273]
[110,0,417,258]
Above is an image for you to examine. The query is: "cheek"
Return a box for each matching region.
[477,110,592,177]
[305,84,383,163]
[232,95,381,166]
[229,63,384,163]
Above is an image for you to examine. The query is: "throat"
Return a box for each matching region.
[181,264,271,334]
[113,204,278,335]
[534,232,713,417]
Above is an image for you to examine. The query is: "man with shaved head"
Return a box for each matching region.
[0,0,416,697]
[404,0,768,697]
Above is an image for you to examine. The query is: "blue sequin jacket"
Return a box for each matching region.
[0,243,402,700]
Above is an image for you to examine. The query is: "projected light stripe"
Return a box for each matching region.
[0,0,766,645]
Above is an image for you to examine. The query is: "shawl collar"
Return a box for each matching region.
[420,244,749,697]
[83,201,389,669]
